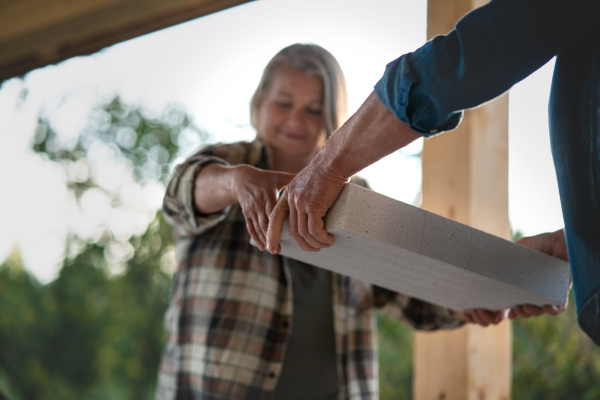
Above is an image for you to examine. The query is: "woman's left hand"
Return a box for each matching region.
[508,304,566,319]
[231,165,295,251]
[459,309,509,327]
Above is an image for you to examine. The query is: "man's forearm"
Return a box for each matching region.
[317,91,422,179]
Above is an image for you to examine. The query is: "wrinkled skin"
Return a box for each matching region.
[232,165,295,251]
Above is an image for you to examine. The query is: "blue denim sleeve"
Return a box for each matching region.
[374,0,600,137]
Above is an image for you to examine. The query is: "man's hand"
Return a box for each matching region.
[509,229,570,319]
[266,160,348,254]
[451,229,570,325]
[459,309,509,327]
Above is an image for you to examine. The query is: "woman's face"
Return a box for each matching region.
[256,66,327,162]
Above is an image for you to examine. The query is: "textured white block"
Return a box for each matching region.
[276,183,570,311]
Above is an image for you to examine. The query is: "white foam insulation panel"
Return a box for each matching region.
[275,183,570,311]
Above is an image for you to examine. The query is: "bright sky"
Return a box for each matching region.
[0,0,563,283]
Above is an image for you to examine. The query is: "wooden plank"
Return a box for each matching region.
[0,0,253,81]
[0,0,121,41]
[414,0,512,399]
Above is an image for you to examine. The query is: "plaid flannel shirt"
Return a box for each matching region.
[156,138,463,400]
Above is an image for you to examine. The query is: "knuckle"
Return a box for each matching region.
[259,219,269,231]
[295,239,310,251]
[270,207,283,219]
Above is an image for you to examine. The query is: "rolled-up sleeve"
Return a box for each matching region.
[162,151,231,237]
[380,293,465,331]
[374,0,600,137]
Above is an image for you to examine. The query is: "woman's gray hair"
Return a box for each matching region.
[250,43,348,137]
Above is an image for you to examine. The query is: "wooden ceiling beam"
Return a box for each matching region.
[0,0,254,82]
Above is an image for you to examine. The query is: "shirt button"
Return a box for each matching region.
[269,372,276,379]
[429,129,438,134]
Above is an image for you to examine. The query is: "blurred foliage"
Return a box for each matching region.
[0,96,207,399]
[508,228,600,398]
[377,314,413,400]
[513,230,524,242]
[512,290,600,399]
[31,96,200,185]
[377,299,600,400]
[0,216,173,399]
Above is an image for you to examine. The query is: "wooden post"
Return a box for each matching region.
[414,1,512,399]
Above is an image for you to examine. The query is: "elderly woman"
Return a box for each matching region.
[156,43,493,400]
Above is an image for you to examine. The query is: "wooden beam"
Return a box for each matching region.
[414,0,512,399]
[0,0,254,82]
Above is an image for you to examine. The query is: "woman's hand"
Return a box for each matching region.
[266,159,348,254]
[459,309,509,327]
[231,165,295,251]
[508,303,567,319]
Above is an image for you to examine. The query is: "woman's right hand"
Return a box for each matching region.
[231,165,295,251]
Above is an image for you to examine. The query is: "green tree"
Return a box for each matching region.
[378,314,413,400]
[512,291,600,400]
[0,95,207,399]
